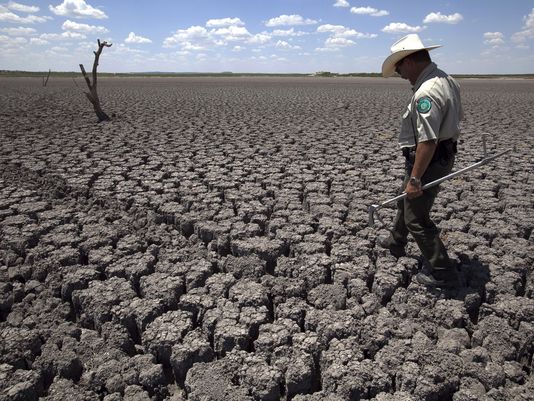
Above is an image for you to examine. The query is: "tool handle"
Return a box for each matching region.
[377,148,512,210]
[421,148,511,190]
[368,145,512,227]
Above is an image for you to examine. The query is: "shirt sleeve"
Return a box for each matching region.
[414,93,442,143]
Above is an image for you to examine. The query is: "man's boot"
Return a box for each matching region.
[416,265,461,288]
[377,235,406,258]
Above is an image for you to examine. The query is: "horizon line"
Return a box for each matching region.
[1,70,534,78]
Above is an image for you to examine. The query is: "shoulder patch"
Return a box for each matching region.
[416,96,432,113]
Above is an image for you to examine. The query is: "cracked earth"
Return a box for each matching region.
[1,76,533,401]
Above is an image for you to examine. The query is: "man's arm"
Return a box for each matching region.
[405,140,437,199]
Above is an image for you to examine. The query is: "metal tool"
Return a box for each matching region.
[368,137,512,227]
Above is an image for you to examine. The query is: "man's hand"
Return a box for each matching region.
[405,180,423,199]
[405,140,437,199]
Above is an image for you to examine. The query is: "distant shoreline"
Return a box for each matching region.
[1,70,533,80]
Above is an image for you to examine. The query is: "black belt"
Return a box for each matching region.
[402,139,457,163]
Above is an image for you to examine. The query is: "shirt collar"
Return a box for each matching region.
[412,62,438,92]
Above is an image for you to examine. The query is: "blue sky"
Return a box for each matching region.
[1,0,533,74]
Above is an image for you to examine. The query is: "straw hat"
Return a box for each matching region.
[382,34,441,78]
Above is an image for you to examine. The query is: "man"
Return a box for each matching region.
[379,34,463,288]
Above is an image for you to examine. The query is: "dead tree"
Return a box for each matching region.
[42,69,51,87]
[79,39,112,122]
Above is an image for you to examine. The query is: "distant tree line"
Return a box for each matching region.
[2,70,532,79]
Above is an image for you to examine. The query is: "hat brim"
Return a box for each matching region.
[381,45,441,78]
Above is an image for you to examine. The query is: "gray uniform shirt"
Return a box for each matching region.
[399,62,463,148]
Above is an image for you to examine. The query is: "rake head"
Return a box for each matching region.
[368,204,385,227]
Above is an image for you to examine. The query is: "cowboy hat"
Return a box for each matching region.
[382,34,442,78]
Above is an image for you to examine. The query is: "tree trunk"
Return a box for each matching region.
[43,69,51,87]
[79,39,112,122]
[85,91,110,121]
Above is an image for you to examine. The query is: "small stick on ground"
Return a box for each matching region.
[79,39,112,122]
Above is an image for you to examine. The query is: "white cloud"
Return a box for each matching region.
[317,24,346,34]
[248,32,271,44]
[125,32,152,44]
[0,34,28,45]
[350,6,389,17]
[30,37,48,44]
[483,32,505,46]
[511,8,534,44]
[62,19,108,33]
[212,25,251,41]
[271,54,287,62]
[265,14,317,27]
[7,1,39,13]
[47,45,69,54]
[382,22,424,33]
[423,12,463,24]
[182,42,205,51]
[315,24,368,51]
[59,31,86,39]
[0,5,50,23]
[317,24,376,39]
[524,8,534,29]
[271,28,308,37]
[163,26,210,48]
[40,31,86,40]
[49,0,108,19]
[275,40,301,50]
[359,32,377,39]
[316,23,375,53]
[164,23,272,49]
[325,37,354,47]
[315,46,339,52]
[232,45,244,52]
[13,36,28,44]
[173,50,191,56]
[206,17,244,28]
[0,26,36,35]
[113,43,148,55]
[333,0,350,7]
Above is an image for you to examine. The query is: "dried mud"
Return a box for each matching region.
[1,76,533,401]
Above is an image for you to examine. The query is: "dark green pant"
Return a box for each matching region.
[389,155,455,276]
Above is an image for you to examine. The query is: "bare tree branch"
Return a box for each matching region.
[79,39,112,122]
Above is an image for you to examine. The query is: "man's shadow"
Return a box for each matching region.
[427,253,491,321]
[457,252,490,289]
